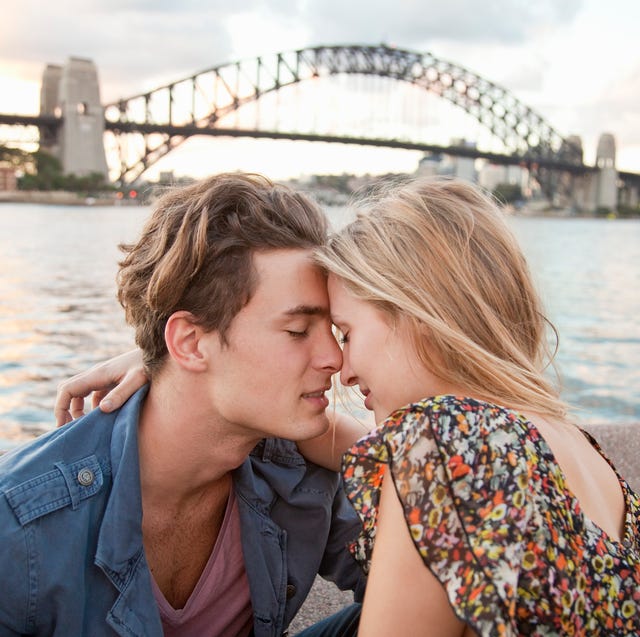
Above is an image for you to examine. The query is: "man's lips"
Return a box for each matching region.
[301,386,331,398]
[301,387,331,408]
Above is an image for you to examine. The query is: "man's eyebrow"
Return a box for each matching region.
[283,305,329,317]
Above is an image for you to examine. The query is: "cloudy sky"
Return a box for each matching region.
[1,0,639,179]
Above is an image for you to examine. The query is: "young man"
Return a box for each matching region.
[0,174,363,636]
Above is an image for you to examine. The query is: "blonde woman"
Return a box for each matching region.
[55,177,640,636]
[314,177,640,636]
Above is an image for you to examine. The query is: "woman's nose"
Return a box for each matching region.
[339,355,357,387]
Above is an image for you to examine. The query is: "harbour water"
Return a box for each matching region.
[0,202,638,449]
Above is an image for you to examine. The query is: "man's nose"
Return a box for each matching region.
[315,327,342,374]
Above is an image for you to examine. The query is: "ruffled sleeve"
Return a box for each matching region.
[342,395,535,636]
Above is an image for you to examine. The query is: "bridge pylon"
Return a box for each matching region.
[40,57,108,179]
[594,133,617,211]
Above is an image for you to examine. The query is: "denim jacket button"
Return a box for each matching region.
[285,583,296,599]
[77,468,95,486]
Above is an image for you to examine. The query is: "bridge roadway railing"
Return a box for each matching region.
[0,111,599,176]
[2,111,640,188]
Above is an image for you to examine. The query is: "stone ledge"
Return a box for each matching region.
[581,422,639,492]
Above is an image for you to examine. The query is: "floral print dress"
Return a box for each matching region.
[342,395,640,636]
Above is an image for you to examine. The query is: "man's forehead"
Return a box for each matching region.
[246,250,330,318]
[252,250,326,286]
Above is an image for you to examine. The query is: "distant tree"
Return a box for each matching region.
[492,182,523,205]
[33,151,64,190]
[313,174,352,194]
[16,149,112,193]
[617,203,640,218]
[0,144,32,168]
[82,171,113,193]
[16,150,63,190]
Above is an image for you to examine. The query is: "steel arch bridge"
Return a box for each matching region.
[104,44,583,185]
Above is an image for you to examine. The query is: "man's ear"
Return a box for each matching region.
[164,311,209,372]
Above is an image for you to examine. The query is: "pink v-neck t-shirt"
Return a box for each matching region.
[151,489,253,637]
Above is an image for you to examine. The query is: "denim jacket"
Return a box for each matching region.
[0,387,364,636]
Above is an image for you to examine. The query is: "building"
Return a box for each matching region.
[416,139,477,183]
[478,163,528,193]
[0,166,17,191]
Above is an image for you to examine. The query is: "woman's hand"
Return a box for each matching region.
[55,349,148,426]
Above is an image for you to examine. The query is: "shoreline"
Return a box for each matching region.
[0,190,136,206]
[0,191,638,218]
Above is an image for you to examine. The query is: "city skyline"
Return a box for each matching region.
[1,0,639,180]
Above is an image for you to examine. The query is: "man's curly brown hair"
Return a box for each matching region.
[117,173,327,376]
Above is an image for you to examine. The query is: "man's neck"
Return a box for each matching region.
[137,374,260,509]
[135,373,260,609]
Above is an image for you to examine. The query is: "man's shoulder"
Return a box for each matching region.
[0,385,148,488]
[0,408,118,527]
[0,408,116,480]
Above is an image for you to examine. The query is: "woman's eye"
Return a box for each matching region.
[339,333,349,345]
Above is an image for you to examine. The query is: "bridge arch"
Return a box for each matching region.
[105,44,581,184]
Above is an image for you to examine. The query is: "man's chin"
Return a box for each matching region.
[294,414,331,442]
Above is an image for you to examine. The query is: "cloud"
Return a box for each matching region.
[293,0,584,48]
[0,0,585,100]
[0,0,239,98]
[592,65,640,145]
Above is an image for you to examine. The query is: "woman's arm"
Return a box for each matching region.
[297,410,374,471]
[55,350,372,471]
[54,349,148,426]
[358,473,472,637]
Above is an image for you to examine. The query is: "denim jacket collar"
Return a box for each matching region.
[94,386,164,635]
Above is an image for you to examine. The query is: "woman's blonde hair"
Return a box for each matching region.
[316,177,568,419]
